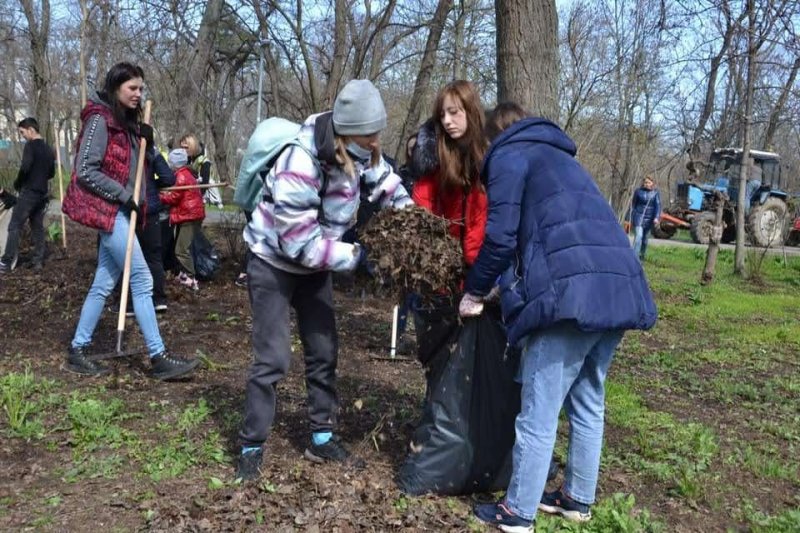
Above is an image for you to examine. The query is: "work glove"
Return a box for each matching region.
[124,197,141,216]
[138,123,154,151]
[458,293,484,317]
[367,173,402,204]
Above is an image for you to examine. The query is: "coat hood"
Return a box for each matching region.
[410,118,438,178]
[483,118,576,175]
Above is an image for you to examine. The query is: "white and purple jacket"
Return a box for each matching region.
[244,113,413,274]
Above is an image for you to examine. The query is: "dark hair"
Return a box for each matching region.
[98,62,144,133]
[17,117,39,132]
[432,80,488,190]
[486,102,529,141]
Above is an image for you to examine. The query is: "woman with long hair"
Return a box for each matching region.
[412,80,489,267]
[61,62,199,381]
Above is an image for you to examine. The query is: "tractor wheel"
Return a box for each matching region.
[652,223,676,239]
[747,197,788,248]
[689,212,716,244]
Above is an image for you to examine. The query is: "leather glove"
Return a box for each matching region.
[459,293,484,317]
[124,197,141,216]
[367,173,402,204]
[138,123,154,151]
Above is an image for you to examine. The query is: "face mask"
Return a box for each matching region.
[346,141,372,162]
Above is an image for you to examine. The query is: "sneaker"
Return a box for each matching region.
[154,301,168,313]
[125,307,135,318]
[235,448,263,482]
[235,273,248,288]
[0,260,11,273]
[64,345,111,377]
[474,501,533,533]
[304,435,365,468]
[539,489,592,522]
[149,350,200,381]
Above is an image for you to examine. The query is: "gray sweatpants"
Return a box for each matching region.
[239,256,339,447]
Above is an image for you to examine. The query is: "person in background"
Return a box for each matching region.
[0,117,55,273]
[235,79,412,482]
[61,61,199,381]
[462,102,657,531]
[180,134,223,208]
[631,175,661,261]
[160,148,206,291]
[0,188,18,260]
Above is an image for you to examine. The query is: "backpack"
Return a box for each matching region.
[234,117,322,213]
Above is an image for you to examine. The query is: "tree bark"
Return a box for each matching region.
[79,0,88,108]
[175,0,224,134]
[19,0,51,143]
[734,0,756,276]
[702,191,727,284]
[495,0,558,121]
[762,55,800,150]
[324,0,348,107]
[394,0,453,160]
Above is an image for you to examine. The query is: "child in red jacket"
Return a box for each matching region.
[160,148,205,290]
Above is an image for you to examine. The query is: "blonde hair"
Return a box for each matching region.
[333,136,381,179]
[179,134,200,157]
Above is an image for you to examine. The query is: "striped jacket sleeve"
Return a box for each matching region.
[361,156,414,208]
[271,146,360,271]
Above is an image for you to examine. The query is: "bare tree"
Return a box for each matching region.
[18,0,51,141]
[495,0,558,121]
[394,0,453,160]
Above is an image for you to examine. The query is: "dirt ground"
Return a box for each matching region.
[0,221,794,532]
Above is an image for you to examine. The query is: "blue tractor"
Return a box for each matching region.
[661,148,789,247]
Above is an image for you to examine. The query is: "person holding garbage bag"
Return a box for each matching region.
[462,103,657,531]
[60,62,199,381]
[396,81,525,497]
[235,79,413,481]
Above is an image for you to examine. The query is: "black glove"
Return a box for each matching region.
[124,197,141,216]
[138,123,154,151]
[12,178,21,192]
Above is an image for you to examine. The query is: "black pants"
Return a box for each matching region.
[240,256,338,447]
[1,189,47,266]
[137,216,167,305]
[160,216,177,275]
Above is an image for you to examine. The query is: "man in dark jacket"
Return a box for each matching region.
[463,104,657,531]
[0,118,55,272]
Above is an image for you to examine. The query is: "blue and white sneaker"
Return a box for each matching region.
[539,489,592,522]
[473,501,533,533]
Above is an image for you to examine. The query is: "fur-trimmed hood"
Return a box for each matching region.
[410,118,438,178]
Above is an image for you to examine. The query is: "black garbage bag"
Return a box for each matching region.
[191,230,221,281]
[398,302,521,496]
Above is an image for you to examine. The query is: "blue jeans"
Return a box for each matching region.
[72,211,165,357]
[632,221,653,259]
[505,321,623,520]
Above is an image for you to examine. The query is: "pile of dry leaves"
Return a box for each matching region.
[358,206,464,299]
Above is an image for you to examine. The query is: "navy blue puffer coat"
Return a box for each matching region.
[464,118,657,345]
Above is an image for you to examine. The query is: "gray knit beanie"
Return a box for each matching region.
[332,79,387,136]
[168,148,188,168]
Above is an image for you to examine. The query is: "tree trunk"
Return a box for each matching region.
[79,0,88,108]
[175,0,223,134]
[734,0,756,276]
[762,55,800,150]
[324,0,348,107]
[495,0,558,121]
[394,0,453,160]
[702,191,727,284]
[19,0,51,143]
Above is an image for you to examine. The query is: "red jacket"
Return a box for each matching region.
[62,101,135,232]
[412,171,487,265]
[159,167,205,224]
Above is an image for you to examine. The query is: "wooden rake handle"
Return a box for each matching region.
[116,101,152,353]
